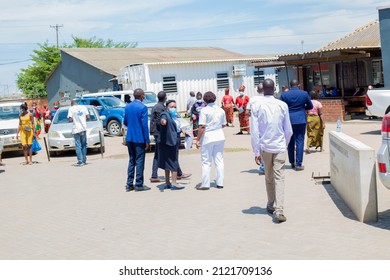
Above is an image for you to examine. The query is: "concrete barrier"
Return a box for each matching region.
[329,131,378,222]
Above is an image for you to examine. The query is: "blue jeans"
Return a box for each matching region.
[287,123,306,167]
[74,131,87,164]
[127,142,146,188]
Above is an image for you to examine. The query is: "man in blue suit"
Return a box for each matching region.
[124,88,150,191]
[280,80,313,171]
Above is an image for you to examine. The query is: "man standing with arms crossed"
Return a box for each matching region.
[124,88,150,192]
[68,100,90,167]
[250,79,292,223]
[280,79,313,171]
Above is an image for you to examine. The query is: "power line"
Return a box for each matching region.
[0,59,31,66]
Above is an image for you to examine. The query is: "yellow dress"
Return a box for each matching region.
[19,113,34,146]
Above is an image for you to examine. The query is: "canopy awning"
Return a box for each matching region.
[279,49,371,66]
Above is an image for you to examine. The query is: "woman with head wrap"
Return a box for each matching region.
[221,87,235,127]
[235,85,250,135]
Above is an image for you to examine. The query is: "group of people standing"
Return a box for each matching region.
[124,88,227,192]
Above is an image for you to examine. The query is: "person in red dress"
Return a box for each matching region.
[235,85,250,134]
[221,88,235,127]
[42,105,52,133]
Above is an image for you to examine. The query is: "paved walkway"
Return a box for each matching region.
[1,118,389,259]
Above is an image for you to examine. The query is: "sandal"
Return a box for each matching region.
[22,162,28,165]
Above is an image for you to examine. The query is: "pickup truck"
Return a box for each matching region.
[366,88,390,117]
[0,101,23,153]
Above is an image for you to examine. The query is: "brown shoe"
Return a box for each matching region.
[275,213,287,223]
[150,178,164,183]
[177,173,192,179]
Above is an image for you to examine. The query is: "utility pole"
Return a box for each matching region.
[50,24,63,48]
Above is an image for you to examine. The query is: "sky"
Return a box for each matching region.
[0,0,388,96]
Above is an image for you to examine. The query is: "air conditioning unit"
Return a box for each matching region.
[232,64,247,76]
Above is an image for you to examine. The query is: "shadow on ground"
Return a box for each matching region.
[322,182,390,230]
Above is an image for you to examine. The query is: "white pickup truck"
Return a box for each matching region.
[366,88,390,117]
[0,101,23,153]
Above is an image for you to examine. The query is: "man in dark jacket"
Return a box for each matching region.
[149,91,191,182]
[280,80,313,171]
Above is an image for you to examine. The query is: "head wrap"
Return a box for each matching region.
[239,85,245,92]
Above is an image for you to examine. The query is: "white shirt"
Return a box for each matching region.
[67,105,89,134]
[247,94,264,111]
[198,103,226,145]
[250,95,293,155]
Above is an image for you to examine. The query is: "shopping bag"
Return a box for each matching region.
[31,138,42,153]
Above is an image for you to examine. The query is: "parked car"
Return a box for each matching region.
[82,90,158,105]
[75,96,125,136]
[121,106,191,147]
[45,105,105,156]
[0,101,23,153]
[366,88,390,118]
[377,113,390,190]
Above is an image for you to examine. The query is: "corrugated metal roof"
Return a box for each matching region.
[60,47,275,75]
[280,20,380,58]
[318,20,380,51]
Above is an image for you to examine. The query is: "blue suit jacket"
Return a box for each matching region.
[280,88,313,125]
[123,100,150,144]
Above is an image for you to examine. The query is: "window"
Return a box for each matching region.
[253,69,265,85]
[162,76,177,93]
[216,72,229,90]
[372,60,384,85]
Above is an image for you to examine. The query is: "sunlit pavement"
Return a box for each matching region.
[1,117,390,259]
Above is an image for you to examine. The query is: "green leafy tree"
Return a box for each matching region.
[17,42,61,97]
[17,37,137,97]
[70,36,137,48]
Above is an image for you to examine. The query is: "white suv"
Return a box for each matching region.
[0,101,23,153]
[377,113,390,190]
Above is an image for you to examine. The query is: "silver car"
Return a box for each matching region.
[46,105,105,156]
[377,113,390,190]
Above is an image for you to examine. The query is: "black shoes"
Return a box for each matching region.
[135,186,151,192]
[126,185,150,192]
[216,185,224,189]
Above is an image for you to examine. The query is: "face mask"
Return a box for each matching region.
[169,108,178,118]
[33,106,36,109]
[239,93,244,97]
[196,100,203,103]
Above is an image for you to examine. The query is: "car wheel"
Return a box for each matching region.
[107,120,122,136]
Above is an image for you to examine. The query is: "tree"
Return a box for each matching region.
[17,37,137,98]
[70,36,137,48]
[17,42,61,97]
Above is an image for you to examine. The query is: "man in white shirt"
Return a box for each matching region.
[247,83,265,174]
[68,100,90,166]
[250,79,293,223]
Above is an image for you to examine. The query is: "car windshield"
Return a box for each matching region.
[53,107,97,124]
[0,105,21,120]
[144,92,158,104]
[100,97,125,108]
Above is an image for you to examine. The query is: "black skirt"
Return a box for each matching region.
[158,137,180,171]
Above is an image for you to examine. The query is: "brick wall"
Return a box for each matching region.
[0,98,48,109]
[320,98,345,122]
